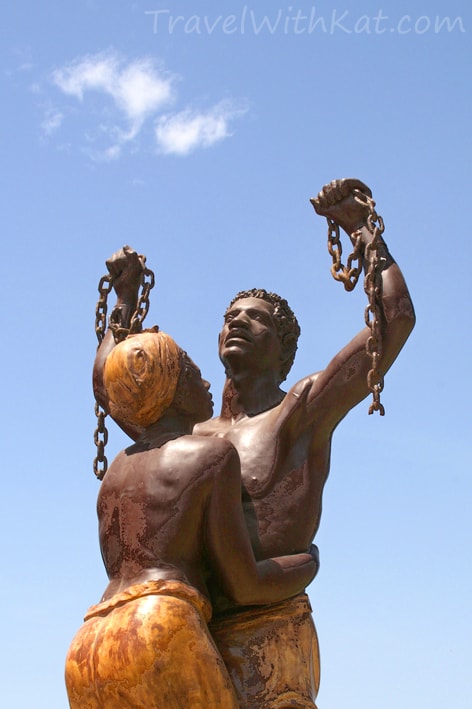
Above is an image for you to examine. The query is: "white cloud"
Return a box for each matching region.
[52,53,117,100]
[82,143,122,163]
[44,50,247,160]
[52,51,174,130]
[155,102,247,156]
[115,60,173,122]
[41,109,63,136]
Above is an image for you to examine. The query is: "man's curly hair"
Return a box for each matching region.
[226,288,301,383]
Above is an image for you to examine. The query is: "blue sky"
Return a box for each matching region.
[2,1,471,707]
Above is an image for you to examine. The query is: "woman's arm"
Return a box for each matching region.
[205,444,318,606]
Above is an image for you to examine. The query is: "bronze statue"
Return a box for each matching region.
[66,331,318,708]
[91,178,415,708]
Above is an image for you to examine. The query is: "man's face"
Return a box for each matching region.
[219,298,282,376]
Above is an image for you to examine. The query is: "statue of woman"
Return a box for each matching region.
[65,330,318,708]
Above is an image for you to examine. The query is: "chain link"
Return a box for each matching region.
[108,268,156,343]
[129,268,155,334]
[92,260,155,478]
[327,219,363,291]
[326,188,386,415]
[93,402,108,480]
[95,275,113,345]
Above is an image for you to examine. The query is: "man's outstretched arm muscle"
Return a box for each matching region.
[298,179,415,435]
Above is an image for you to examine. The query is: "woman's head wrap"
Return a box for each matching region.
[103,330,182,428]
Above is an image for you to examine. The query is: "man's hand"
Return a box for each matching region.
[106,245,145,301]
[310,178,372,236]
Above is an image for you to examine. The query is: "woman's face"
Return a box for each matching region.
[174,353,213,424]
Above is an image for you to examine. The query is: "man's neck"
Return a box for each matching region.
[221,373,285,419]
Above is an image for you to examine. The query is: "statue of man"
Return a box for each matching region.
[94,178,415,708]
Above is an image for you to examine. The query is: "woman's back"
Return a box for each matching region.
[98,434,236,601]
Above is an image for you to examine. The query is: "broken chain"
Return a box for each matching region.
[326,188,386,415]
[93,260,155,479]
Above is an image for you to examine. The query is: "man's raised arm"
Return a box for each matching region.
[302,179,415,432]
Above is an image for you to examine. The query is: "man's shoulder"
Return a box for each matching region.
[283,371,323,403]
[269,371,326,436]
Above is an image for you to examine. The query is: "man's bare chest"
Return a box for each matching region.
[222,411,311,498]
